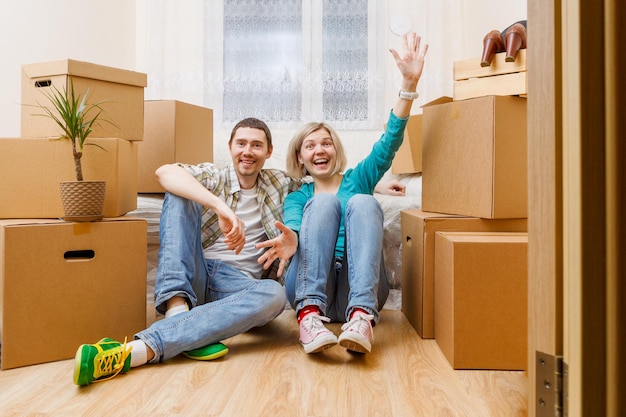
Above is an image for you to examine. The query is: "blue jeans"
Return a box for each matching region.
[284,194,389,323]
[135,193,287,363]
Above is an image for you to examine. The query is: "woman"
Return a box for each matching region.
[282,32,428,354]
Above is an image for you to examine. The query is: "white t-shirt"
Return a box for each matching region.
[204,187,266,278]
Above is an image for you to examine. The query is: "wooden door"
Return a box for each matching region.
[528,0,625,416]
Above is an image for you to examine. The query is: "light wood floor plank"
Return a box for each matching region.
[0,309,527,416]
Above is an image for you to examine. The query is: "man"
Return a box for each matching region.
[73,117,300,385]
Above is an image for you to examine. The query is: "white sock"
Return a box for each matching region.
[127,340,148,368]
[165,303,189,318]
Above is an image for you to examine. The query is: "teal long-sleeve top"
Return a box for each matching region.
[283,110,409,258]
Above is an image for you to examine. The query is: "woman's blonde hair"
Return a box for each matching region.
[285,122,348,179]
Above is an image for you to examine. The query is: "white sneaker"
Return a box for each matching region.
[299,314,338,354]
[338,313,374,353]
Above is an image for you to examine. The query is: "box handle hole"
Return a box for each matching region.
[64,250,95,261]
[34,80,52,88]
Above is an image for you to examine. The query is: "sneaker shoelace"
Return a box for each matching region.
[93,338,133,383]
[302,314,332,336]
[341,314,374,340]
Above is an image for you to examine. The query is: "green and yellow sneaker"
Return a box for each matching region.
[183,342,229,361]
[73,338,132,386]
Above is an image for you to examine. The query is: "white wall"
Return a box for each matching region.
[384,0,527,108]
[0,0,136,137]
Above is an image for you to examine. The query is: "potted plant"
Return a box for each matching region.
[36,80,112,221]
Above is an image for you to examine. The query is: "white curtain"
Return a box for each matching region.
[136,0,211,108]
[222,0,303,124]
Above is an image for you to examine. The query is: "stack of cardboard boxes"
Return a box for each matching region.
[400,51,529,371]
[0,60,149,370]
[139,100,214,193]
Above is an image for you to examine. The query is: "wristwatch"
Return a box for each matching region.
[398,90,419,100]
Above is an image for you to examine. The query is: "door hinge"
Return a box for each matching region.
[536,351,567,417]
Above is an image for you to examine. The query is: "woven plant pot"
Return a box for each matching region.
[59,180,106,222]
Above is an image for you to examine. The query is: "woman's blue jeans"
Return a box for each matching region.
[284,193,389,323]
[135,192,287,363]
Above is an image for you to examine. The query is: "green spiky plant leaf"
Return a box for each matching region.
[35,80,111,181]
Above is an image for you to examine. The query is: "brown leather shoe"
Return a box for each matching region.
[504,22,527,62]
[481,30,506,67]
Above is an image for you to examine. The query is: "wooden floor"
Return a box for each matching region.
[0,308,527,417]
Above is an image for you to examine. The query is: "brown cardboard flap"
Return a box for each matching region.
[421,96,452,108]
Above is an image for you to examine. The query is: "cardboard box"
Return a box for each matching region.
[140,100,214,193]
[453,50,527,101]
[21,59,147,141]
[0,217,147,369]
[391,114,422,174]
[422,95,527,219]
[454,72,527,101]
[453,50,527,81]
[0,137,138,218]
[401,209,527,338]
[434,232,527,370]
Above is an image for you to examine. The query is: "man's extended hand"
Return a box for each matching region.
[256,221,298,277]
[217,205,246,254]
